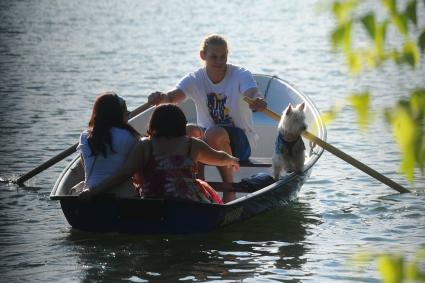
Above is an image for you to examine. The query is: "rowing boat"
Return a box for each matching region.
[50,74,326,234]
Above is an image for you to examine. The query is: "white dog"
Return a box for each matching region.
[272,102,307,179]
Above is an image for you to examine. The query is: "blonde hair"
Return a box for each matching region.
[200,34,228,54]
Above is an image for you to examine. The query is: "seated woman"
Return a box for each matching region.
[77,91,140,198]
[82,104,239,204]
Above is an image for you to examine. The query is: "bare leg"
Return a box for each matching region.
[204,127,236,203]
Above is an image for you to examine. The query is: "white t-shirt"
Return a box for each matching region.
[176,64,259,151]
[77,127,137,188]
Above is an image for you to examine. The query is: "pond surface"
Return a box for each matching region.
[0,0,424,282]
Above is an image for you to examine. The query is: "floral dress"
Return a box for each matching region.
[141,139,223,204]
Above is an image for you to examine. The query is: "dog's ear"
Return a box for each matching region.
[298,102,305,111]
[285,104,293,115]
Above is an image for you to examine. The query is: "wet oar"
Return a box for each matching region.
[15,101,153,186]
[15,144,78,185]
[243,97,410,194]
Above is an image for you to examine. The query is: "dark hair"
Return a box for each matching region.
[147,104,187,138]
[87,91,139,157]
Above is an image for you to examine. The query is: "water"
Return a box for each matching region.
[1,0,424,282]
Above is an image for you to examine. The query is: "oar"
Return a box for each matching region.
[15,101,153,186]
[243,97,410,194]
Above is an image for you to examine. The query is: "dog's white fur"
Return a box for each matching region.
[272,102,307,179]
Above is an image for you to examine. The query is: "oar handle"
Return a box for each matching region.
[243,96,410,194]
[15,101,153,186]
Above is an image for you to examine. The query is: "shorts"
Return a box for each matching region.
[222,126,251,161]
[199,126,251,161]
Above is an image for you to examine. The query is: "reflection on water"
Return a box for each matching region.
[63,202,317,282]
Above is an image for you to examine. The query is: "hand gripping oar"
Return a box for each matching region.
[15,101,153,186]
[243,97,410,194]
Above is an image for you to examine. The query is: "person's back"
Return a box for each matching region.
[79,127,136,188]
[77,92,140,199]
[142,136,222,204]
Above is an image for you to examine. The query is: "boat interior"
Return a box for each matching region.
[51,75,326,201]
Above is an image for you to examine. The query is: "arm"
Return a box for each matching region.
[79,139,150,199]
[148,89,186,106]
[79,153,85,168]
[243,87,267,112]
[192,138,239,170]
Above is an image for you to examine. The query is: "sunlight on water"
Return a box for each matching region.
[0,0,424,282]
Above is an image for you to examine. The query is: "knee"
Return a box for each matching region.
[204,127,230,150]
[186,124,203,139]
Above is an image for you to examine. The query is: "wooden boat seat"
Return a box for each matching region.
[205,157,271,168]
[206,158,273,193]
[209,172,275,193]
[239,157,271,167]
[209,181,251,193]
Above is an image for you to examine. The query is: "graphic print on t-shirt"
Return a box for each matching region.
[206,92,233,126]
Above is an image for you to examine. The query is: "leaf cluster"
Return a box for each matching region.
[353,249,425,283]
[331,0,425,74]
[327,0,425,182]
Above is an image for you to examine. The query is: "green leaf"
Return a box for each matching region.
[416,249,425,259]
[360,14,387,59]
[375,20,388,59]
[410,89,425,118]
[410,89,425,171]
[332,0,358,23]
[361,13,375,39]
[378,254,404,283]
[353,250,425,282]
[389,49,400,64]
[401,40,420,67]
[405,0,417,26]
[405,260,425,281]
[321,107,339,125]
[331,24,345,49]
[331,21,352,53]
[386,96,424,182]
[418,28,425,52]
[365,48,378,68]
[348,92,371,130]
[332,1,343,23]
[382,0,396,14]
[391,13,408,36]
[312,103,342,134]
[347,51,362,74]
[343,21,352,54]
